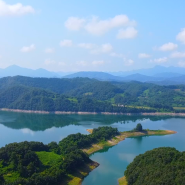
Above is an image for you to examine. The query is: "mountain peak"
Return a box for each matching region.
[5,65,22,69]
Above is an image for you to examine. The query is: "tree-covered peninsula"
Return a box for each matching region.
[0,126,176,185]
[0,127,118,185]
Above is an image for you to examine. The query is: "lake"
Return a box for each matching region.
[0,111,185,185]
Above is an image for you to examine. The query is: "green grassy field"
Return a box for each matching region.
[36,151,62,166]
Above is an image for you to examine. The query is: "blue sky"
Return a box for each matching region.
[0,0,185,72]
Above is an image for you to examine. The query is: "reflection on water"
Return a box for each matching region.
[0,111,178,131]
[91,146,114,155]
[0,112,78,131]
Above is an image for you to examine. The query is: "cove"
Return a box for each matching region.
[0,111,185,185]
[82,118,185,185]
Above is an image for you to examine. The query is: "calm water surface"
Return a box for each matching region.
[0,111,185,185]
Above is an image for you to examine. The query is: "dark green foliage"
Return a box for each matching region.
[68,81,122,100]
[0,174,5,184]
[0,76,93,94]
[0,127,119,185]
[59,126,119,151]
[125,147,185,185]
[1,76,185,112]
[134,123,143,132]
[0,85,155,113]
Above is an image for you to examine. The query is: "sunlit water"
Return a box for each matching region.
[0,111,184,185]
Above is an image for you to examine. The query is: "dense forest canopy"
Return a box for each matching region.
[0,76,185,112]
[124,147,185,185]
[0,127,118,185]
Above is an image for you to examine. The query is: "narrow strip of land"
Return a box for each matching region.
[83,129,176,155]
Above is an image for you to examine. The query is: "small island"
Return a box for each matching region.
[0,125,176,185]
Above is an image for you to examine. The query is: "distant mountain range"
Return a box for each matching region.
[63,71,185,84]
[110,65,185,76]
[0,65,70,78]
[1,65,185,85]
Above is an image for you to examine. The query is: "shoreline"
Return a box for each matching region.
[118,176,127,185]
[83,129,177,155]
[64,161,99,185]
[82,129,176,185]
[1,108,185,117]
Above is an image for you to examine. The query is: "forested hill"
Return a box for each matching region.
[1,76,185,112]
[0,85,154,113]
[0,76,95,94]
[125,147,185,185]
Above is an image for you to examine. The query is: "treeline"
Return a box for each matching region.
[124,147,185,185]
[1,76,185,112]
[0,85,156,113]
[0,127,119,185]
[59,126,119,151]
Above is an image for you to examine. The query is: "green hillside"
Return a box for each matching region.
[0,76,185,112]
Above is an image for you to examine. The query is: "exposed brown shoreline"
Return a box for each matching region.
[1,108,185,116]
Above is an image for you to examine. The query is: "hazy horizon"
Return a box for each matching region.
[1,64,185,74]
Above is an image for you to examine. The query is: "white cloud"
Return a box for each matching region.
[78,42,113,54]
[44,59,56,65]
[178,61,185,67]
[78,43,95,49]
[176,28,185,44]
[110,52,134,66]
[138,53,151,58]
[76,60,105,67]
[117,27,138,39]
[101,44,113,53]
[125,59,134,66]
[45,48,55,53]
[92,60,105,66]
[0,0,34,16]
[58,62,66,66]
[65,17,86,31]
[45,59,66,67]
[20,44,35,53]
[110,52,125,59]
[171,51,185,58]
[85,15,135,35]
[91,43,113,54]
[60,40,73,47]
[65,14,136,36]
[110,52,122,57]
[150,57,168,63]
[159,42,178,51]
[76,61,87,66]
